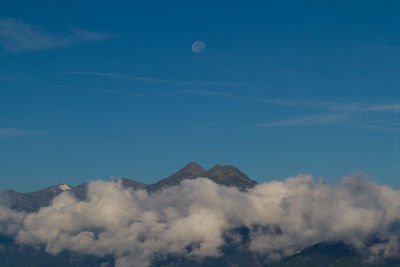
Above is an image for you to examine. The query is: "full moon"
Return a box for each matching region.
[192,41,206,54]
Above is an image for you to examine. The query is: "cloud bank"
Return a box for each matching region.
[1,174,400,266]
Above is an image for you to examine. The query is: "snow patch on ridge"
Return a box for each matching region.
[58,183,72,191]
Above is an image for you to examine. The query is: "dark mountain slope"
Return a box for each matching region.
[0,234,114,267]
[0,162,257,212]
[147,161,256,192]
[1,184,72,212]
[203,164,257,191]
[147,161,206,192]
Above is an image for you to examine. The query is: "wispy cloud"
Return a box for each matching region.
[180,89,306,107]
[378,44,400,51]
[341,118,400,134]
[0,128,46,138]
[87,88,145,97]
[253,114,348,127]
[61,74,399,114]
[181,89,400,113]
[323,102,400,113]
[67,25,109,42]
[253,114,400,133]
[0,18,110,52]
[190,122,220,128]
[61,72,255,87]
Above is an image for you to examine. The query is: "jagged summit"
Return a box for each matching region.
[1,162,258,212]
[148,162,257,192]
[205,164,257,190]
[1,183,76,212]
[179,161,204,173]
[119,178,147,190]
[147,161,206,192]
[207,164,240,174]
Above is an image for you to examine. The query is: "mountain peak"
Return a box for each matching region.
[208,164,238,172]
[179,161,204,173]
[205,164,257,190]
[119,178,147,190]
[147,162,205,191]
[148,162,257,192]
[3,162,258,212]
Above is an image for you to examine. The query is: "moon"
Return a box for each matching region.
[192,41,206,54]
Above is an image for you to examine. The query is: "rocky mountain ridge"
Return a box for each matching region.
[1,162,257,212]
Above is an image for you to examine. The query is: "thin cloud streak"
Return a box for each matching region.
[59,75,399,114]
[341,119,400,134]
[323,102,400,113]
[87,88,145,97]
[253,114,400,133]
[190,122,220,128]
[0,128,47,138]
[61,72,257,87]
[0,18,110,52]
[180,89,307,107]
[182,89,400,113]
[253,114,348,127]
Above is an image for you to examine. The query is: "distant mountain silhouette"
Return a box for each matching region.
[203,164,257,190]
[0,162,257,212]
[147,161,206,192]
[2,183,80,212]
[148,161,257,192]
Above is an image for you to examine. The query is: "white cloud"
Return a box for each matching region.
[0,205,25,236]
[0,18,109,52]
[0,174,400,266]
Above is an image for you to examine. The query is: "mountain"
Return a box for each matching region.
[1,183,77,212]
[2,234,400,267]
[2,165,400,266]
[120,178,147,190]
[147,161,206,192]
[0,234,114,267]
[203,164,257,190]
[0,162,257,212]
[147,162,257,192]
[1,182,91,213]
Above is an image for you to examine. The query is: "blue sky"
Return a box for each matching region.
[0,1,399,192]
